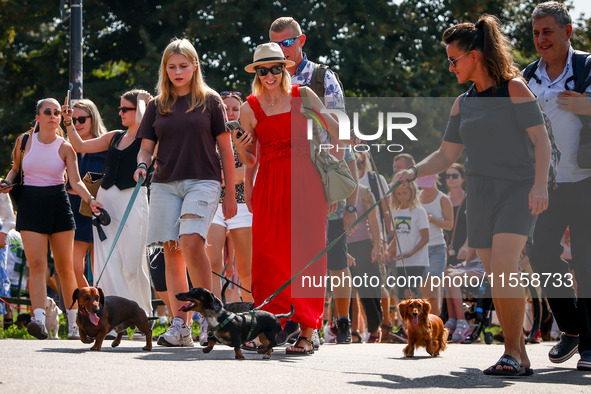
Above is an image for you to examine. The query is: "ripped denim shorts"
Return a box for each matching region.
[146,180,221,247]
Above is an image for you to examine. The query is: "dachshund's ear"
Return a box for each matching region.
[70,288,79,309]
[422,299,431,316]
[397,300,407,320]
[97,287,105,306]
[211,293,223,313]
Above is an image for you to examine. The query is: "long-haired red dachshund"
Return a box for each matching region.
[398,298,448,357]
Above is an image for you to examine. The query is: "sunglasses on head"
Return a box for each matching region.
[220,91,242,98]
[42,108,61,116]
[118,106,136,113]
[273,35,302,47]
[72,115,92,125]
[445,173,460,179]
[255,65,284,77]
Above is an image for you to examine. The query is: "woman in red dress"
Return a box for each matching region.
[235,43,341,355]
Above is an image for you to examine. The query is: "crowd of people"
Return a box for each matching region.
[0,1,589,375]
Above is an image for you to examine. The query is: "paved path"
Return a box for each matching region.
[1,339,589,393]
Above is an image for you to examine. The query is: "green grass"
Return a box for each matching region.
[1,315,204,341]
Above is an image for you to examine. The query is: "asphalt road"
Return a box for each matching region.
[1,338,589,393]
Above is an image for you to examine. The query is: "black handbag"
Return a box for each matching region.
[9,133,30,210]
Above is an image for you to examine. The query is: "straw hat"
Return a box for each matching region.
[244,43,295,73]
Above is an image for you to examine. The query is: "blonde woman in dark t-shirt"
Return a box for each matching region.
[135,38,236,347]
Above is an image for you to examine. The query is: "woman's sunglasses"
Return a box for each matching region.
[72,115,92,125]
[445,173,461,179]
[255,65,284,77]
[220,91,242,97]
[273,35,302,47]
[118,106,136,113]
[42,109,61,116]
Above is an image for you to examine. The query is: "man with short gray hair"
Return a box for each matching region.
[527,1,591,371]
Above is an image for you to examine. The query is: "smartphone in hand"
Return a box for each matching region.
[226,120,246,139]
[66,90,71,109]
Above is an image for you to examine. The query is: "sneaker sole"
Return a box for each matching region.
[549,344,578,363]
[28,325,48,340]
[157,337,194,347]
[577,359,591,371]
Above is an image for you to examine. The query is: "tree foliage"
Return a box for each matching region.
[1,0,589,178]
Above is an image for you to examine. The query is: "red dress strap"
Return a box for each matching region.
[246,94,266,122]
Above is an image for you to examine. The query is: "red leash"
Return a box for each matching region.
[0,297,33,311]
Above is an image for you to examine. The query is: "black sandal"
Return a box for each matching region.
[351,331,363,343]
[286,336,315,355]
[483,354,526,376]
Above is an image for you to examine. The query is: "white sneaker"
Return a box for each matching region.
[157,318,194,347]
[67,324,80,340]
[27,319,48,340]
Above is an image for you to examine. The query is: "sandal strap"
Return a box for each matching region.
[296,336,314,347]
[498,354,520,370]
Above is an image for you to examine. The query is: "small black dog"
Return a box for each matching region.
[176,287,293,359]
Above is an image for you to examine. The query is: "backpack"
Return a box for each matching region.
[524,50,591,172]
[307,63,345,99]
[523,50,591,92]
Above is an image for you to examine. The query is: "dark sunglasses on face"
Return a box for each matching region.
[118,106,136,113]
[255,65,284,77]
[72,115,92,125]
[446,173,460,179]
[273,35,302,47]
[42,109,61,116]
[220,91,242,97]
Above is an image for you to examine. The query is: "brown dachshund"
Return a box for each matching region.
[71,286,152,351]
[398,298,448,357]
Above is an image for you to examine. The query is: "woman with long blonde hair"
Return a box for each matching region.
[135,38,236,347]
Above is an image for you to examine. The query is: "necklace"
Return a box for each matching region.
[265,94,281,107]
[37,133,56,145]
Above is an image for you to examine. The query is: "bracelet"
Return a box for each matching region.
[87,196,95,204]
[137,162,148,170]
[408,165,418,181]
[63,120,72,127]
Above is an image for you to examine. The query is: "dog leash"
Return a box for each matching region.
[254,181,401,311]
[95,174,144,286]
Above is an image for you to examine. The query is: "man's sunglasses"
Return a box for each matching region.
[42,109,61,116]
[445,173,461,179]
[273,35,302,47]
[118,106,136,113]
[72,115,92,125]
[255,65,284,77]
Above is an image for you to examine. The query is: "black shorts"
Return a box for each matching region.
[327,218,348,271]
[16,185,76,234]
[467,176,536,249]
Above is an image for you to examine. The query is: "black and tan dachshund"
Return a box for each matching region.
[176,287,293,359]
[71,286,152,351]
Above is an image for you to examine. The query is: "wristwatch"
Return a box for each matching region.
[345,205,357,213]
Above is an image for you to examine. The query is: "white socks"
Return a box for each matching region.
[67,309,78,328]
[33,308,46,325]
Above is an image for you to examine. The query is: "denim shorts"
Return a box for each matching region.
[425,244,447,276]
[147,180,221,247]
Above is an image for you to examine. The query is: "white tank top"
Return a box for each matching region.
[22,133,66,186]
[420,190,446,246]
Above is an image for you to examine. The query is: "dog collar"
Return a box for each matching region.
[210,312,236,332]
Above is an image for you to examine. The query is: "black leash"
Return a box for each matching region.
[254,181,402,310]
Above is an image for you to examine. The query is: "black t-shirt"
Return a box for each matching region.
[137,94,226,183]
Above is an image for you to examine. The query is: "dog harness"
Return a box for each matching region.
[209,310,258,340]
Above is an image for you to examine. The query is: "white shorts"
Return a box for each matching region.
[211,203,252,230]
